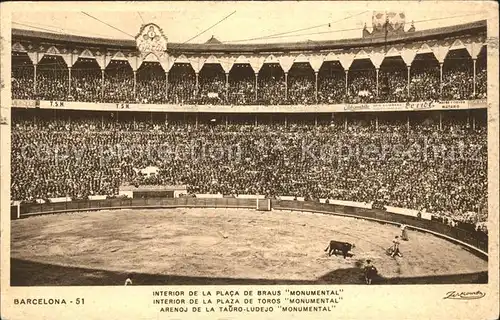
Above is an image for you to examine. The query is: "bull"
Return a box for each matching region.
[324,240,355,259]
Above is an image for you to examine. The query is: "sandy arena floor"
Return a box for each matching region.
[11,208,487,283]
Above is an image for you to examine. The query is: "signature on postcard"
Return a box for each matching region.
[443,291,486,300]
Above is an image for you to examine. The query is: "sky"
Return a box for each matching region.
[9,1,492,45]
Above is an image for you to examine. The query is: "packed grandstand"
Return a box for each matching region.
[10,17,488,238]
[11,37,487,104]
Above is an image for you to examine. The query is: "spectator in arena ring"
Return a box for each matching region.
[124,274,133,286]
[363,259,378,285]
[400,224,409,241]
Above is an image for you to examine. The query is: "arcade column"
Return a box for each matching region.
[314,71,319,102]
[101,69,105,99]
[254,73,259,101]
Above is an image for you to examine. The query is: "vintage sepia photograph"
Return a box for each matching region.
[1,1,498,319]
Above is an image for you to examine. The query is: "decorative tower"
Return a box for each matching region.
[368,11,407,38]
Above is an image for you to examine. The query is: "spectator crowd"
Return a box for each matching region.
[11,111,487,234]
[11,54,487,105]
[10,49,489,236]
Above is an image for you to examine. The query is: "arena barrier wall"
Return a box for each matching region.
[10,198,488,257]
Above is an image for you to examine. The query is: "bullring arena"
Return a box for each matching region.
[11,203,487,286]
[8,10,490,286]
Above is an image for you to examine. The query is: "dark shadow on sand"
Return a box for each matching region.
[11,258,488,286]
